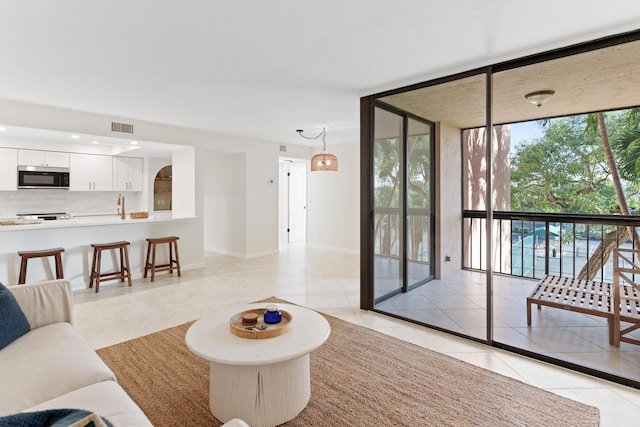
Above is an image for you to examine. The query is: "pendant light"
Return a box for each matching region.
[296,127,338,172]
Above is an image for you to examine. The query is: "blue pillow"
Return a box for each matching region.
[0,408,114,427]
[0,282,31,350]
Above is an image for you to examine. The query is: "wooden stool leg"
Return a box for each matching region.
[18,257,28,285]
[144,241,152,278]
[89,248,98,289]
[55,253,64,280]
[169,242,174,274]
[118,247,125,282]
[123,246,132,287]
[151,243,157,282]
[95,249,102,293]
[174,241,181,277]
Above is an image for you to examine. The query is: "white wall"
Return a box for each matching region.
[205,153,247,256]
[245,147,280,257]
[172,146,196,218]
[306,142,360,252]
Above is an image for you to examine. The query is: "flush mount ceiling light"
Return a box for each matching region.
[525,90,555,107]
[296,127,338,172]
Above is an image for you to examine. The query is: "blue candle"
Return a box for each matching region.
[264,304,282,324]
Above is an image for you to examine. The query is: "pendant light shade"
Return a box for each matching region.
[297,127,338,172]
[311,151,338,171]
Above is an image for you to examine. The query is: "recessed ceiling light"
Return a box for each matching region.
[71,134,80,139]
[92,140,99,144]
[130,141,138,145]
[0,127,6,132]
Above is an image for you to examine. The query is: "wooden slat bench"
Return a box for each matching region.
[526,275,615,345]
[613,248,640,346]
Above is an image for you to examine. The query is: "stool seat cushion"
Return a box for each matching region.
[0,283,30,350]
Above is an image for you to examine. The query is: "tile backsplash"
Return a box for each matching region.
[0,190,141,218]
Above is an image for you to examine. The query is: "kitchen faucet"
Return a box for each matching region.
[117,193,125,220]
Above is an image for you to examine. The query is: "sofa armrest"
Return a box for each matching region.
[8,280,73,329]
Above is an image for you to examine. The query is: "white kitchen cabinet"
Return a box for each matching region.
[0,148,18,191]
[69,153,113,191]
[113,157,143,191]
[18,150,70,168]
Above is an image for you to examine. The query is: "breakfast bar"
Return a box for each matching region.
[0,214,201,290]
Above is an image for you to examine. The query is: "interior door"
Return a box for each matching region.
[288,162,307,243]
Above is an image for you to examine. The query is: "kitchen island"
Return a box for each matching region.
[0,214,203,290]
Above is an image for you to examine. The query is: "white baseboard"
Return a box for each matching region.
[205,247,279,259]
[301,243,360,255]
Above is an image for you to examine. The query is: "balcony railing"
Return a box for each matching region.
[463,210,640,283]
[374,207,431,263]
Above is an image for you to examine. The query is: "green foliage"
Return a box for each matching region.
[511,115,610,213]
[611,109,640,182]
[374,132,431,210]
[511,109,640,214]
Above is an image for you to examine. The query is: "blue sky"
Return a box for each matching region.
[510,120,545,149]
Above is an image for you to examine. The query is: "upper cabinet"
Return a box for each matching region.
[69,153,112,191]
[112,157,143,192]
[0,148,17,191]
[18,150,70,168]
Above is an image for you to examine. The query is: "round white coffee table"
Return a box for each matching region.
[185,303,330,427]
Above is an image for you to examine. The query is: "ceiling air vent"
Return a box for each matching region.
[279,145,287,152]
[111,122,134,134]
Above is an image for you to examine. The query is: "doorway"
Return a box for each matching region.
[279,159,307,244]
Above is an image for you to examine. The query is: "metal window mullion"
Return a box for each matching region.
[485,68,494,345]
[401,117,408,292]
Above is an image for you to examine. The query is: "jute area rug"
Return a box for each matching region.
[97,298,600,426]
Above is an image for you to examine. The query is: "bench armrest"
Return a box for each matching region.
[8,280,73,329]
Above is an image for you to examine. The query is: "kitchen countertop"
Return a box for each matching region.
[0,214,195,231]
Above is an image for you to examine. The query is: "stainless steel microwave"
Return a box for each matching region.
[17,166,70,189]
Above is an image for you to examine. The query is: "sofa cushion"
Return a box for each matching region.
[27,381,152,427]
[0,322,116,416]
[0,283,31,350]
[1,408,113,427]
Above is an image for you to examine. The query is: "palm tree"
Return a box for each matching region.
[577,111,640,280]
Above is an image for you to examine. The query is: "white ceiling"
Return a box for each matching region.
[1,1,640,147]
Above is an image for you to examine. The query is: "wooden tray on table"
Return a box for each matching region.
[229,308,292,339]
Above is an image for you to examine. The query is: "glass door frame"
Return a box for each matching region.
[362,100,436,307]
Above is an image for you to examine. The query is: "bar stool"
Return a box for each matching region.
[144,236,181,282]
[89,241,132,293]
[17,247,65,284]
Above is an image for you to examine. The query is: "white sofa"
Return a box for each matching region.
[1,279,152,426]
[1,279,250,427]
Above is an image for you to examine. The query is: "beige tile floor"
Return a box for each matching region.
[73,244,640,426]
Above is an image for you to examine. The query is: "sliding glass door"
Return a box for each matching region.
[372,105,434,303]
